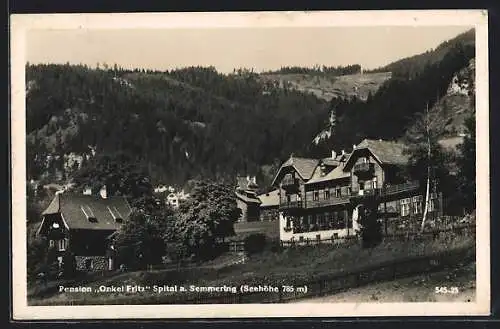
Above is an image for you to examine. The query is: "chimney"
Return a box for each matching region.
[342,150,345,156]
[99,185,107,199]
[331,150,336,159]
[353,144,357,150]
[83,186,92,195]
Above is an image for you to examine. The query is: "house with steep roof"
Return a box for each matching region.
[37,187,132,272]
[235,176,261,222]
[257,189,280,221]
[272,139,442,244]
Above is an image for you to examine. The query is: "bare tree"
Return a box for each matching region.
[420,103,431,232]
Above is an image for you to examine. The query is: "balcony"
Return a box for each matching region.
[383,181,420,196]
[305,197,350,209]
[279,200,303,211]
[353,162,375,177]
[350,181,420,202]
[281,174,298,191]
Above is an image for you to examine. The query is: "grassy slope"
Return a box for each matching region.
[29,233,474,305]
[259,72,392,101]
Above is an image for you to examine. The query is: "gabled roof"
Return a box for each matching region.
[235,191,262,204]
[258,189,279,207]
[271,156,319,186]
[346,139,409,168]
[41,193,132,231]
[306,163,351,185]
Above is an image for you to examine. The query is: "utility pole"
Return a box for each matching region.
[420,102,431,233]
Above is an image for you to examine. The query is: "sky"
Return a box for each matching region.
[26,26,473,74]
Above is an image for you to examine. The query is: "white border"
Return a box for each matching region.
[10,10,490,319]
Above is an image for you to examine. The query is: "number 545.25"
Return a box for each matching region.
[435,286,459,294]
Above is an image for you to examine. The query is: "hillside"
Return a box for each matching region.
[368,29,475,79]
[26,65,329,187]
[309,32,475,157]
[26,29,475,190]
[259,72,392,101]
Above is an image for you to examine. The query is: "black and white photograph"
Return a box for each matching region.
[10,10,490,319]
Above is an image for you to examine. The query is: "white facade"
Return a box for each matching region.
[278,212,355,243]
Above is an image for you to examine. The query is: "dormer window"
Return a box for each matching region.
[81,205,97,222]
[108,206,123,223]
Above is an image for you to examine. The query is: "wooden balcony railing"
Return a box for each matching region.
[305,197,350,209]
[384,181,420,195]
[281,175,297,190]
[353,162,374,174]
[350,181,420,199]
[279,200,303,210]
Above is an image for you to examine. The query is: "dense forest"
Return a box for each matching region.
[26,28,475,190]
[264,64,361,76]
[26,64,329,187]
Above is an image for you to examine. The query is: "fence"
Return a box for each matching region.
[276,223,474,249]
[44,244,473,306]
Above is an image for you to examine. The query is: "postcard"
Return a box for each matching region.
[10,10,490,319]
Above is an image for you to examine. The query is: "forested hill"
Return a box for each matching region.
[26,29,475,189]
[26,65,329,186]
[310,30,475,156]
[367,29,475,79]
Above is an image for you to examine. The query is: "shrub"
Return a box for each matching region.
[244,233,267,255]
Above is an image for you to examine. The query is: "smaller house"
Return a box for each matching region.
[258,189,280,221]
[235,176,261,222]
[37,186,132,272]
[165,190,190,209]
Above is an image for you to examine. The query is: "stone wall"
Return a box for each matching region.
[75,255,110,271]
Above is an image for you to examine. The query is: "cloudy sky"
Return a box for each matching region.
[26,25,472,73]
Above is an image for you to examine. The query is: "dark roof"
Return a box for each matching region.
[42,193,132,231]
[235,191,262,204]
[350,139,409,166]
[258,189,279,207]
[271,156,319,185]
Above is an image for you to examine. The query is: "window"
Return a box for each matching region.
[57,239,67,251]
[428,198,436,212]
[108,206,123,222]
[49,240,55,248]
[316,234,321,241]
[372,177,378,189]
[320,213,328,227]
[347,187,352,195]
[335,188,341,198]
[412,196,423,214]
[313,191,319,201]
[317,214,324,229]
[287,195,291,203]
[324,190,330,200]
[401,198,411,216]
